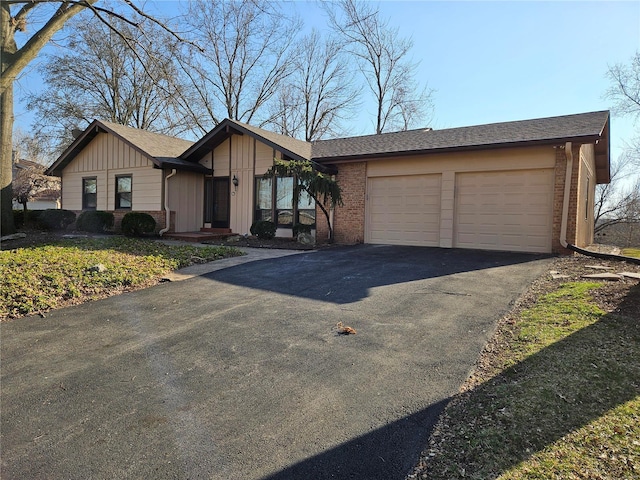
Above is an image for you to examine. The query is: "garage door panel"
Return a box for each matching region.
[367,174,441,246]
[454,170,553,253]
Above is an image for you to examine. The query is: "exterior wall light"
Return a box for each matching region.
[232,175,239,187]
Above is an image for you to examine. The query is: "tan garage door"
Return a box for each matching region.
[454,169,554,253]
[366,174,441,246]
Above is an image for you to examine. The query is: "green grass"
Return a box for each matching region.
[622,247,640,258]
[423,282,640,479]
[0,237,244,319]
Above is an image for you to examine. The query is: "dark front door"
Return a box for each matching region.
[212,177,230,228]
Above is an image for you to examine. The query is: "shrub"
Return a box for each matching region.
[76,210,114,233]
[121,212,156,236]
[292,223,312,238]
[13,209,42,228]
[250,220,276,239]
[37,209,76,231]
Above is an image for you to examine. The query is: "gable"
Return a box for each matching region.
[63,132,154,173]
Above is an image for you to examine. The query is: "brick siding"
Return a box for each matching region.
[333,162,367,244]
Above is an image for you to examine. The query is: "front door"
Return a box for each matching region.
[212,177,230,228]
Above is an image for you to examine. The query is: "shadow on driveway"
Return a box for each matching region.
[203,244,550,304]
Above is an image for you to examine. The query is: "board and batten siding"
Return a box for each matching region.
[206,136,281,236]
[61,132,162,211]
[167,171,203,232]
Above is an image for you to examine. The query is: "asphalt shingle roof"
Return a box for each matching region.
[231,120,312,160]
[311,111,610,160]
[99,121,195,158]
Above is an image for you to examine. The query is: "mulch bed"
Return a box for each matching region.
[201,235,320,250]
[1,230,329,252]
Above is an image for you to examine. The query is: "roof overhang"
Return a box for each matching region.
[181,119,310,163]
[593,114,610,184]
[314,122,611,184]
[45,120,204,176]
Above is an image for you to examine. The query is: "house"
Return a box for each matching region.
[46,110,610,254]
[12,159,61,210]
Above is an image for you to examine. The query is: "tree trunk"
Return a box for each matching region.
[1,79,15,235]
[1,1,95,235]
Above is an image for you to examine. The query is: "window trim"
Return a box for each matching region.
[115,174,132,210]
[82,177,97,210]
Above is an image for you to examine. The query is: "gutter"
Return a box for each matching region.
[556,143,639,264]
[559,142,573,249]
[159,169,177,236]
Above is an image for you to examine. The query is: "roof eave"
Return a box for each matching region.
[180,119,310,163]
[45,120,166,175]
[313,134,606,164]
[45,120,102,176]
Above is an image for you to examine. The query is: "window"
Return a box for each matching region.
[297,188,316,227]
[585,176,590,221]
[276,177,293,226]
[115,175,132,209]
[255,177,273,222]
[254,176,316,228]
[82,178,97,210]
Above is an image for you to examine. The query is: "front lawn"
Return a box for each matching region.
[411,257,640,479]
[0,237,244,320]
[622,247,640,258]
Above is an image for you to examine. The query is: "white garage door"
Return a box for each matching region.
[454,169,554,253]
[366,174,441,246]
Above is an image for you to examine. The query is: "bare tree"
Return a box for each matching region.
[325,0,433,134]
[27,14,192,154]
[606,51,640,169]
[1,0,186,235]
[606,52,640,120]
[594,153,637,233]
[181,0,301,128]
[266,30,359,141]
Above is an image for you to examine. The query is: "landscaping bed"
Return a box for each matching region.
[0,233,244,320]
[202,235,319,250]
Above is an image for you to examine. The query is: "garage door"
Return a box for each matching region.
[366,174,441,246]
[454,169,554,253]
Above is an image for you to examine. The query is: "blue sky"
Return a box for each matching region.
[13,1,640,165]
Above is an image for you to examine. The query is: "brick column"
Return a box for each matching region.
[332,162,367,244]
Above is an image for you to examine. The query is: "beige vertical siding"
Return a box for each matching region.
[255,141,274,175]
[229,135,255,235]
[213,139,230,176]
[60,132,162,211]
[167,171,203,232]
[198,152,213,170]
[576,144,596,247]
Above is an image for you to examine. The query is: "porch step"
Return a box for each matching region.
[200,227,232,234]
[163,231,234,242]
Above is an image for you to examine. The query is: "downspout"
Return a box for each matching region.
[159,169,177,236]
[559,142,573,249]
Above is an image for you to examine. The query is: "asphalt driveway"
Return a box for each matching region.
[1,245,551,479]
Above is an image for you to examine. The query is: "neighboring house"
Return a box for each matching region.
[46,111,610,254]
[12,159,61,210]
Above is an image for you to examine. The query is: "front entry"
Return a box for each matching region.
[205,177,230,228]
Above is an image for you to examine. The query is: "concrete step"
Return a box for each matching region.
[163,232,233,242]
[200,227,232,234]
